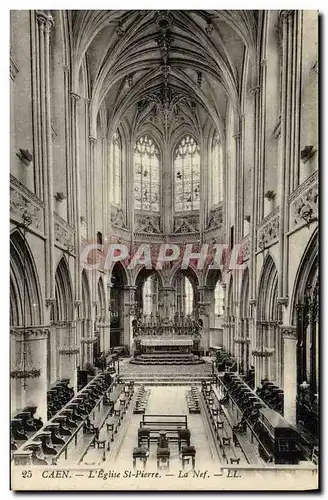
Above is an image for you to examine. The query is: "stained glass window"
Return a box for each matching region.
[174,135,200,212]
[143,276,158,315]
[214,281,224,316]
[212,135,223,205]
[143,277,152,316]
[134,135,160,212]
[185,277,193,315]
[111,131,122,206]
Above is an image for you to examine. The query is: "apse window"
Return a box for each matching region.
[174,135,200,212]
[134,135,160,212]
[185,277,194,315]
[212,135,224,205]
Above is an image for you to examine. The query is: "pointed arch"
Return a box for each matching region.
[110,261,129,287]
[257,253,278,321]
[290,229,319,323]
[134,265,164,289]
[291,228,318,399]
[170,263,200,291]
[53,256,73,322]
[10,230,43,326]
[205,268,222,288]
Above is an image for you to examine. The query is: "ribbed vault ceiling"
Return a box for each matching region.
[71,10,259,142]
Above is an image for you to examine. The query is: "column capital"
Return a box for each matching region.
[280,325,297,340]
[53,320,76,328]
[10,326,50,340]
[280,10,294,25]
[70,92,81,102]
[277,297,289,307]
[123,285,137,291]
[249,85,260,98]
[36,11,55,31]
[45,297,56,308]
[233,132,241,141]
[196,285,212,292]
[89,136,98,144]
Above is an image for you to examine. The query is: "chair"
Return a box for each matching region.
[138,428,150,449]
[180,445,196,469]
[178,428,191,451]
[133,447,149,469]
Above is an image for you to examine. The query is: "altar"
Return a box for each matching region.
[131,314,203,363]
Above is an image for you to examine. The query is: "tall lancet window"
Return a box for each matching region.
[134,135,160,212]
[111,131,122,206]
[143,278,152,316]
[212,135,223,205]
[214,281,224,316]
[185,277,193,315]
[174,135,200,212]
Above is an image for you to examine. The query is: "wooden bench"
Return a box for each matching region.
[140,414,187,429]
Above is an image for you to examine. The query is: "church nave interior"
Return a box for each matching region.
[10,9,319,488]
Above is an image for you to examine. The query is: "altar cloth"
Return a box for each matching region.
[140,337,194,347]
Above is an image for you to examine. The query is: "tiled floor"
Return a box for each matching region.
[109,386,216,471]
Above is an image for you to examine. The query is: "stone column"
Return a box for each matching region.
[58,321,78,391]
[106,281,112,352]
[281,325,297,425]
[84,318,95,366]
[196,286,211,355]
[74,301,82,369]
[233,300,241,370]
[208,286,215,348]
[221,283,227,350]
[71,92,82,308]
[244,318,250,372]
[89,137,98,329]
[233,132,242,242]
[162,142,173,234]
[249,86,260,304]
[98,315,111,354]
[123,286,136,354]
[36,11,55,302]
[249,299,257,380]
[79,319,92,367]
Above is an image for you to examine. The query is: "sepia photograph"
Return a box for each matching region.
[9,8,319,491]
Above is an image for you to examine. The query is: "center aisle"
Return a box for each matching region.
[112,386,215,471]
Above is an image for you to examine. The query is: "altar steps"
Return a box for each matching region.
[130,354,204,365]
[118,373,213,386]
